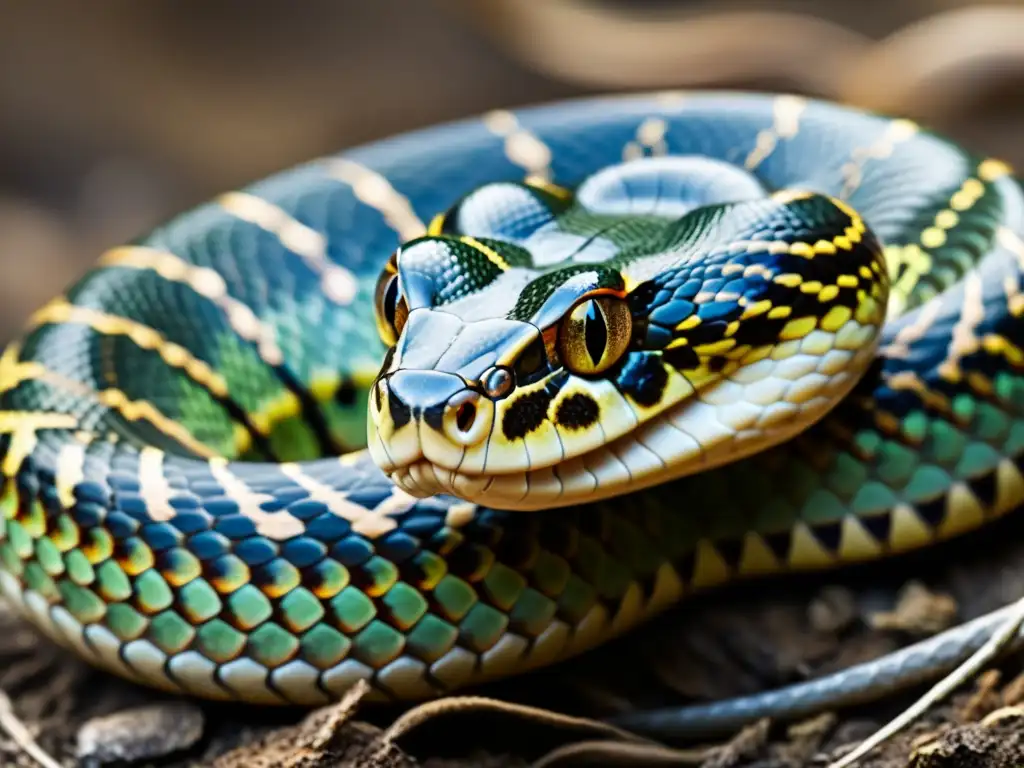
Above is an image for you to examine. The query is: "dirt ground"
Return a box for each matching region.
[5,509,1024,768]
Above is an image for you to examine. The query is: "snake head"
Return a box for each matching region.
[367,158,889,511]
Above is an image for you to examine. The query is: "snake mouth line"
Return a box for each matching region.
[382,353,875,511]
[372,328,882,511]
[383,402,797,511]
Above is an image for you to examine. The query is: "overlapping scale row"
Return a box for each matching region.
[0,438,685,701]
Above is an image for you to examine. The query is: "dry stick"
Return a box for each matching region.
[382,696,649,745]
[828,592,1024,768]
[0,688,62,768]
[371,695,656,766]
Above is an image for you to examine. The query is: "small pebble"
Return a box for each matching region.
[76,702,205,766]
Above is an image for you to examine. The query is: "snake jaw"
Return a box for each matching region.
[375,317,884,511]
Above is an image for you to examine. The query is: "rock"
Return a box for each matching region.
[76,702,205,767]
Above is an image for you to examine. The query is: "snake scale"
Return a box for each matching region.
[2,92,1024,741]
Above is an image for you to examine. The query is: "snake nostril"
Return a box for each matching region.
[442,390,490,446]
[455,401,476,432]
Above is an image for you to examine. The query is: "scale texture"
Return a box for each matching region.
[0,92,1023,713]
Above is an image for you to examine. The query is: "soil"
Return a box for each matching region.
[4,510,1024,768]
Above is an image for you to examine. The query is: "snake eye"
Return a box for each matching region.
[374,264,409,346]
[558,296,632,376]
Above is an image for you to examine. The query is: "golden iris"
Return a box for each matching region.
[373,259,409,346]
[558,296,632,375]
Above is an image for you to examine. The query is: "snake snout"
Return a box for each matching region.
[378,369,493,449]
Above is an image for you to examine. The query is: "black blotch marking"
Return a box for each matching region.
[809,521,843,553]
[556,393,599,430]
[683,320,730,346]
[349,560,391,591]
[662,345,699,371]
[637,570,663,602]
[388,385,412,430]
[916,496,947,529]
[732,316,789,347]
[714,537,745,572]
[446,541,490,579]
[708,356,728,373]
[617,353,668,408]
[968,472,998,510]
[762,530,792,563]
[301,564,336,595]
[248,562,281,592]
[422,403,445,432]
[502,389,552,440]
[860,512,893,544]
[674,550,696,583]
[627,279,659,310]
[398,557,435,592]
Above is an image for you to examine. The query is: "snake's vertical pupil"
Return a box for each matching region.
[383,276,400,327]
[583,300,608,367]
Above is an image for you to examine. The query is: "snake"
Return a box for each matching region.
[2,91,1024,742]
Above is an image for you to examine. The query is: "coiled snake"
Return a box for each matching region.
[2,92,1023,741]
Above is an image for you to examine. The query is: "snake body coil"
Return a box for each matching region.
[1,92,1023,733]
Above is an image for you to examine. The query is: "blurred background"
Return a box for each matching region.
[2,0,1024,346]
